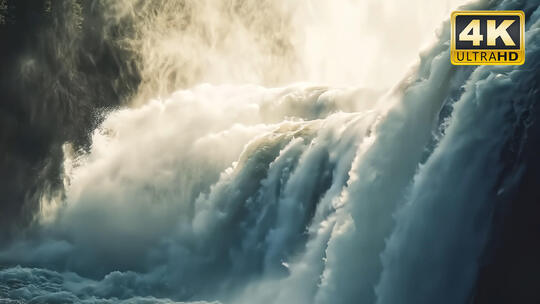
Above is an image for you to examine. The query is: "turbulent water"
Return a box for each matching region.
[1,0,540,303]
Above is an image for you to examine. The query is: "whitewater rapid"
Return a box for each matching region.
[1,0,540,303]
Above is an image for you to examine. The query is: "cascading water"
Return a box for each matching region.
[1,0,539,303]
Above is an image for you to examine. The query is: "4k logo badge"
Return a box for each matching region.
[451,11,525,65]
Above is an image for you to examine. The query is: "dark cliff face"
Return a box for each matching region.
[474,136,540,304]
[0,0,140,238]
[471,7,540,302]
[473,67,540,303]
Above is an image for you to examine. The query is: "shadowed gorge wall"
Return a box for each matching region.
[0,0,140,238]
